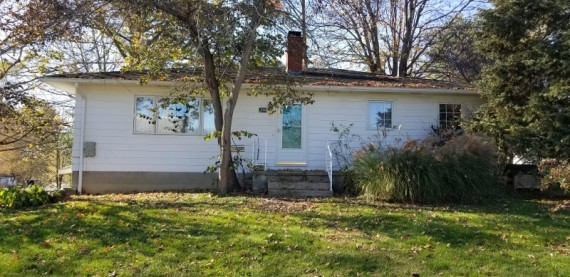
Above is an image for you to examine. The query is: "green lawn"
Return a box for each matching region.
[0,193,568,276]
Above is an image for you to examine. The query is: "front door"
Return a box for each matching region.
[276,104,307,167]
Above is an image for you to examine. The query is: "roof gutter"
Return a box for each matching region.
[40,77,478,95]
[288,85,478,95]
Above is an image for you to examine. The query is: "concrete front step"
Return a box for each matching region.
[267,181,332,197]
[267,188,333,197]
[268,181,330,191]
[265,170,330,183]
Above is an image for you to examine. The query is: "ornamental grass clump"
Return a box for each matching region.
[353,134,499,204]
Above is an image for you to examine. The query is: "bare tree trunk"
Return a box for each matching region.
[301,0,308,71]
[368,2,382,74]
[219,119,233,195]
[399,0,412,77]
[390,0,400,76]
[56,145,61,189]
[200,40,241,194]
[201,43,223,132]
[218,10,260,195]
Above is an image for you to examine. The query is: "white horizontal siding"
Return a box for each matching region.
[71,82,482,173]
[232,97,278,167]
[76,85,213,172]
[304,93,483,170]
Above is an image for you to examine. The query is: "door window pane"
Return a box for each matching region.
[282,105,302,149]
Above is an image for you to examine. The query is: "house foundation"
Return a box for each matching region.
[72,171,217,194]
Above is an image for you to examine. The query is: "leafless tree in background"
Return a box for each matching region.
[0,0,122,183]
[310,0,485,77]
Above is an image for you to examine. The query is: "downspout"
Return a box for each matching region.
[76,83,86,194]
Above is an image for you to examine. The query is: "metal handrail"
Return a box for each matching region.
[252,137,268,171]
[326,139,341,192]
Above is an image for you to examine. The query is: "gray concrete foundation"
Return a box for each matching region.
[72,171,217,194]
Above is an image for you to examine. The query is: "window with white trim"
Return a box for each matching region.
[134,96,215,135]
[368,101,393,129]
[439,103,461,130]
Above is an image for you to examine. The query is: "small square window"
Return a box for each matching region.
[439,104,461,130]
[369,101,393,129]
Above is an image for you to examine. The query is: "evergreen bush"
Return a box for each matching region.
[0,184,62,209]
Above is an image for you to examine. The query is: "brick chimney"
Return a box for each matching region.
[286,31,303,75]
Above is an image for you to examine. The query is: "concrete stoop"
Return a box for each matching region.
[267,183,333,197]
[265,170,333,197]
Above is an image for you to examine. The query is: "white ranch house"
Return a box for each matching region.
[42,34,481,194]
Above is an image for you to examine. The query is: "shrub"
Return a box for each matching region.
[339,168,360,196]
[353,134,499,204]
[0,184,63,209]
[539,160,570,197]
[329,122,362,195]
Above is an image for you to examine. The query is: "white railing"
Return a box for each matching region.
[326,139,341,192]
[252,137,268,171]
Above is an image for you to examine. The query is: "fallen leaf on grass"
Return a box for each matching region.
[554,246,569,255]
[80,245,89,254]
[411,246,422,254]
[249,198,314,213]
[550,200,570,214]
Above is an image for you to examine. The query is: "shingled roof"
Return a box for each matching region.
[46,67,475,91]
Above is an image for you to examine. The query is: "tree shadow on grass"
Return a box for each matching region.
[291,197,569,248]
[1,195,568,275]
[285,199,569,275]
[0,198,334,275]
[0,200,238,261]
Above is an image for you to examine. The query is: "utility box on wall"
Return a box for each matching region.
[84,142,96,157]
